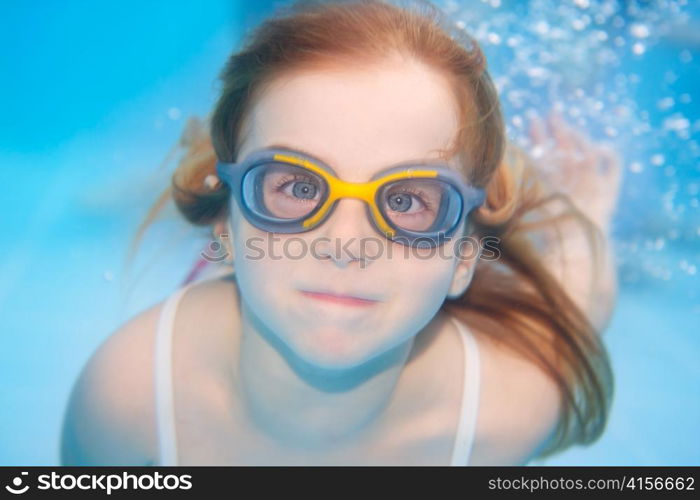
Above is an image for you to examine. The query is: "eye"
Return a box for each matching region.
[275,176,322,201]
[385,186,435,215]
[381,180,445,232]
[386,192,424,213]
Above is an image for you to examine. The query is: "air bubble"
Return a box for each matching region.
[534,21,549,35]
[663,114,690,132]
[527,67,548,79]
[605,126,618,137]
[572,18,586,31]
[630,23,650,38]
[657,97,675,110]
[168,107,181,120]
[632,42,646,55]
[487,32,502,44]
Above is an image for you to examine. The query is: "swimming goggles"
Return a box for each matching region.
[216,147,486,248]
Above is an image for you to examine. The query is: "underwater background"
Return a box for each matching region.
[0,0,697,465]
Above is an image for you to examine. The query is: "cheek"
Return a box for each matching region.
[374,244,457,335]
[391,252,455,311]
[230,218,287,308]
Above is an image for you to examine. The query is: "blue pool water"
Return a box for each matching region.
[0,0,697,465]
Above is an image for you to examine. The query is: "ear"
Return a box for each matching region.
[212,217,235,265]
[446,245,480,300]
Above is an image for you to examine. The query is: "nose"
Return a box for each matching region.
[314,197,377,268]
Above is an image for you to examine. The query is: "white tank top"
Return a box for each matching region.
[153,278,481,466]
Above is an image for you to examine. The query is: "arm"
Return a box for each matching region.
[465,116,622,464]
[527,111,622,334]
[60,304,161,465]
[537,209,619,334]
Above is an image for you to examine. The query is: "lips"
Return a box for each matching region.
[299,289,381,307]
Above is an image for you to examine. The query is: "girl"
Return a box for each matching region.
[61,0,618,466]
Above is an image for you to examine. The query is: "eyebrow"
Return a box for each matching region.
[264,142,456,170]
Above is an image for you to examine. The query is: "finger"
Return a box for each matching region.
[529,115,549,145]
[598,146,622,183]
[548,110,579,152]
[564,119,593,150]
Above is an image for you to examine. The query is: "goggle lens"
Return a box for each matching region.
[243,162,328,220]
[378,178,461,233]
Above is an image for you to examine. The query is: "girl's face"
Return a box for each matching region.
[226,57,478,369]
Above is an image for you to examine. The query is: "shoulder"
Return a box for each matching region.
[178,271,239,323]
[449,316,562,465]
[174,272,241,365]
[60,272,241,465]
[60,273,239,466]
[60,297,165,465]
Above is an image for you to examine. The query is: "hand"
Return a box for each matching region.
[528,110,623,233]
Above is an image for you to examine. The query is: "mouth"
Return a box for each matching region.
[299,289,381,307]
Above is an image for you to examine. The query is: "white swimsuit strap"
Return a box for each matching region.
[154,266,235,465]
[153,282,196,466]
[449,316,481,466]
[156,277,480,466]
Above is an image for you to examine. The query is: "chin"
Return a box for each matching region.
[290,328,379,371]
